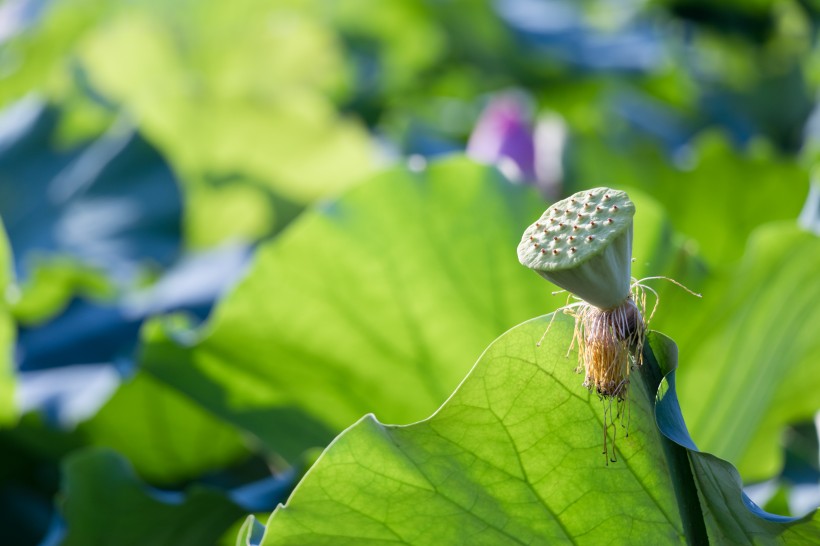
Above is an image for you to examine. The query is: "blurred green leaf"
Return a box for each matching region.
[571,132,807,265]
[79,372,250,485]
[184,183,276,249]
[60,447,246,546]
[663,223,820,481]
[256,318,819,544]
[326,0,445,91]
[322,0,516,104]
[0,413,84,544]
[78,9,375,204]
[11,257,113,326]
[142,158,550,461]
[141,157,697,462]
[0,219,16,424]
[0,0,110,109]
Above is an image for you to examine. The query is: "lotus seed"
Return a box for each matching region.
[517,188,663,466]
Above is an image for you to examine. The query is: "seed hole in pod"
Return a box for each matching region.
[586,235,594,241]
[565,209,572,216]
[569,235,576,241]
[535,223,541,228]
[534,243,539,248]
[610,205,618,212]
[606,218,613,224]
[529,235,535,241]
[596,206,602,211]
[577,213,585,219]
[552,249,560,255]
[541,249,547,254]
[589,221,597,227]
[603,194,610,200]
[571,198,576,203]
[570,247,576,253]
[558,223,565,228]
[543,229,548,233]
[572,225,579,231]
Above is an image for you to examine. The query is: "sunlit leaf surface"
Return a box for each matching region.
[258,318,819,544]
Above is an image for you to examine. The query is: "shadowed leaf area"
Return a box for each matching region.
[59,448,245,546]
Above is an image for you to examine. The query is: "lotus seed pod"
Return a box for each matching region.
[517,188,635,310]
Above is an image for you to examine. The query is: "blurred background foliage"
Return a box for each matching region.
[1,0,820,543]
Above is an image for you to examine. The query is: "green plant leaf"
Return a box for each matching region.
[0,0,113,110]
[79,371,250,485]
[141,158,550,461]
[659,222,820,481]
[78,9,374,204]
[141,158,695,462]
[0,219,16,424]
[59,447,246,546]
[255,317,819,544]
[11,257,113,326]
[648,335,820,544]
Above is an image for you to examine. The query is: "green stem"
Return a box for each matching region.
[639,340,710,546]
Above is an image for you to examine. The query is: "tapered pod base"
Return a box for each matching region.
[573,297,645,400]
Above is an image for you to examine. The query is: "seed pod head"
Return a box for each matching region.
[517,188,635,309]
